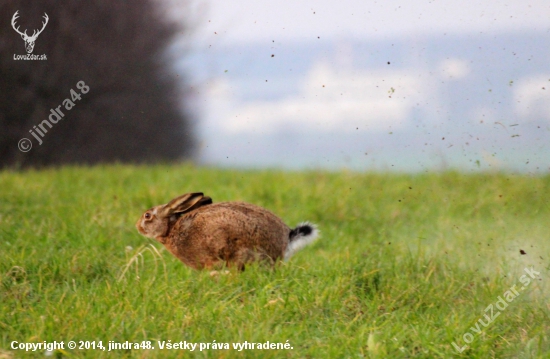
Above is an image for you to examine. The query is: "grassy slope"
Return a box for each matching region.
[0,164,549,358]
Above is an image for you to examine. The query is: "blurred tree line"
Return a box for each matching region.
[0,0,195,167]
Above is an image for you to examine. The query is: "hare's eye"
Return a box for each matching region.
[144,212,151,220]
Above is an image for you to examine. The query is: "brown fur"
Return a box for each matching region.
[136,193,291,270]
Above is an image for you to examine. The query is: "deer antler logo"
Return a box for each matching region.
[11,11,49,54]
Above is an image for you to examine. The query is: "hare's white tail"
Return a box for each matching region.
[284,222,319,260]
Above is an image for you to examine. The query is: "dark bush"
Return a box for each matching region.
[0,0,195,167]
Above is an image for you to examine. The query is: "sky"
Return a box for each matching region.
[169,0,550,172]
[184,0,550,45]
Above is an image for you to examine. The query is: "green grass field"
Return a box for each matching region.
[1,164,549,358]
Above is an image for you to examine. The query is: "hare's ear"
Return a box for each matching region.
[160,192,212,217]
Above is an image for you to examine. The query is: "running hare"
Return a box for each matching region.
[136,192,318,270]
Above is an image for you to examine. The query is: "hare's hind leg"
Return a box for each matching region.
[231,248,276,271]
